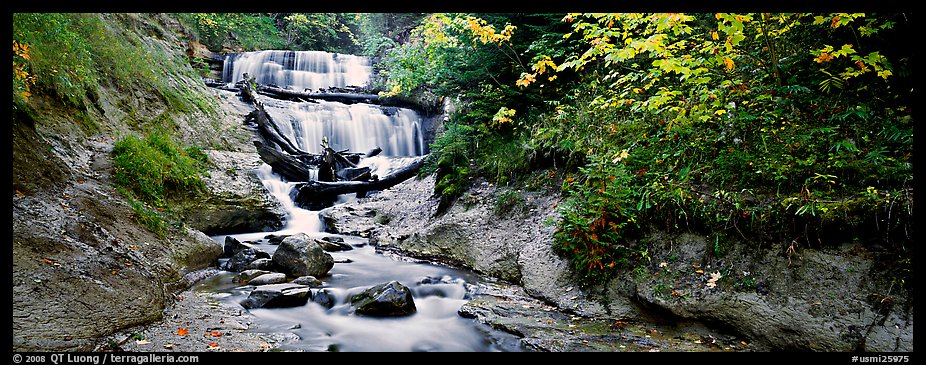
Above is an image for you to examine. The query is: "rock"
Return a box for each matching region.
[271,233,334,278]
[292,276,323,287]
[240,284,313,309]
[179,151,287,235]
[312,289,336,309]
[349,281,416,317]
[223,248,271,272]
[248,273,287,286]
[223,236,247,257]
[315,237,352,252]
[246,258,274,271]
[235,270,271,284]
[265,234,291,245]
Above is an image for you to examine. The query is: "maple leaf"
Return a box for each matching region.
[207,342,220,350]
[176,328,189,336]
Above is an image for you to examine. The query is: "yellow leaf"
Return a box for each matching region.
[711,31,719,40]
[815,52,833,63]
[723,57,735,71]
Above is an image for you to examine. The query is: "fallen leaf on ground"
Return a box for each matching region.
[135,340,150,345]
[706,272,722,288]
[163,344,174,349]
[207,342,220,350]
[259,343,271,349]
[176,328,189,336]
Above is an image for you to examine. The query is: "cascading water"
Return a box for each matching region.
[223,50,372,91]
[200,51,523,352]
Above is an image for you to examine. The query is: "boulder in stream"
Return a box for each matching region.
[349,280,417,317]
[235,269,271,284]
[240,284,313,309]
[271,233,334,278]
[223,247,271,272]
[312,289,336,309]
[315,237,353,252]
[248,272,288,286]
[292,276,323,287]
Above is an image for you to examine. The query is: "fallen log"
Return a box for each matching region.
[292,155,428,209]
[254,140,317,182]
[255,84,431,112]
[240,78,309,157]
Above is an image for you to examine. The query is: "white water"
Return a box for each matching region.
[202,51,524,351]
[261,97,425,157]
[205,164,522,352]
[223,50,371,91]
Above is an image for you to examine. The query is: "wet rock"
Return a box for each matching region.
[179,151,287,235]
[222,248,271,272]
[315,237,352,252]
[240,284,313,309]
[292,276,323,287]
[349,281,416,317]
[235,270,271,284]
[223,236,263,258]
[271,233,334,278]
[312,289,336,309]
[265,234,290,245]
[248,273,287,286]
[246,258,274,271]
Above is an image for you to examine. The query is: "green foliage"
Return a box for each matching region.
[552,153,646,285]
[13,13,220,123]
[175,13,286,51]
[385,12,912,287]
[112,130,209,210]
[493,189,528,216]
[175,13,366,54]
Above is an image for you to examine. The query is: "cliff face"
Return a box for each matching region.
[12,13,280,351]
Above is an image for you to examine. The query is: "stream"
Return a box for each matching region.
[197,50,528,352]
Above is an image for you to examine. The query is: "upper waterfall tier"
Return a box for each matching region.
[223,50,372,91]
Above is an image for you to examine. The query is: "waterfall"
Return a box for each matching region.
[261,98,425,158]
[224,50,426,159]
[223,50,372,91]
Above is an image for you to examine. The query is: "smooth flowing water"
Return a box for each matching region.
[198,51,526,352]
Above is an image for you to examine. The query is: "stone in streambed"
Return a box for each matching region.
[272,233,334,278]
[240,284,312,309]
[312,289,336,309]
[235,269,271,284]
[248,273,287,285]
[292,276,323,287]
[246,258,274,271]
[315,237,353,252]
[222,247,271,272]
[264,234,290,245]
[349,280,416,317]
